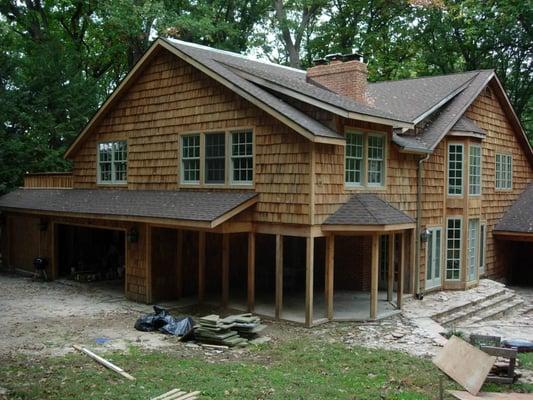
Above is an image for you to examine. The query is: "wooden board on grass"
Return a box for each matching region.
[433,336,496,395]
[448,390,533,399]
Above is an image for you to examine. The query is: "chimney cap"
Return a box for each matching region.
[312,58,328,66]
[325,53,343,62]
[342,53,363,62]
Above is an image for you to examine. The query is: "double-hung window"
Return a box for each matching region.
[495,153,512,189]
[98,141,128,184]
[181,135,200,183]
[345,131,385,187]
[448,144,463,195]
[231,130,253,184]
[469,144,482,195]
[180,129,254,186]
[446,218,462,280]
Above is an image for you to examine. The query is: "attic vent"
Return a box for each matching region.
[483,86,493,99]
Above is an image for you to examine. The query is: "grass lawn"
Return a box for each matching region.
[1,338,532,399]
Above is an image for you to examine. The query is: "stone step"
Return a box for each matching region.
[432,289,509,323]
[460,298,525,327]
[438,292,517,327]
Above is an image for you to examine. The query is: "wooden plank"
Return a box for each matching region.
[176,230,183,298]
[397,231,405,309]
[433,336,496,395]
[198,231,206,303]
[247,232,255,312]
[305,236,314,327]
[275,234,283,320]
[479,345,517,359]
[73,345,135,381]
[325,234,334,320]
[448,390,533,400]
[370,233,379,319]
[387,233,394,302]
[222,233,229,307]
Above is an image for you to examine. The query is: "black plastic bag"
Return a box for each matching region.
[134,306,194,337]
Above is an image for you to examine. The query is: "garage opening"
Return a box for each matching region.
[57,224,125,287]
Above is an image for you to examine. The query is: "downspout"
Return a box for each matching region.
[415,153,430,299]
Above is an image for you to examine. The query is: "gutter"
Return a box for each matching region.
[415,153,430,298]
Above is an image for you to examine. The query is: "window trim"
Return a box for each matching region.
[230,130,254,186]
[445,216,463,281]
[468,144,482,196]
[467,217,480,282]
[180,133,201,185]
[495,152,513,190]
[447,142,464,197]
[344,128,387,189]
[178,128,254,188]
[96,140,128,185]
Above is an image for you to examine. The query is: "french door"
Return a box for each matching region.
[426,227,442,289]
[467,219,480,281]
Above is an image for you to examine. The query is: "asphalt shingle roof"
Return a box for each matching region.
[0,189,257,225]
[323,193,414,226]
[451,116,486,135]
[494,183,533,234]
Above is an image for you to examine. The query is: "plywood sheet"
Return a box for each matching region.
[433,336,496,395]
[448,390,533,399]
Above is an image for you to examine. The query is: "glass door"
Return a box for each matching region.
[467,219,480,281]
[426,227,442,289]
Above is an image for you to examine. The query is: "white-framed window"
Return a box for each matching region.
[97,141,128,184]
[495,153,512,189]
[448,143,464,195]
[231,130,253,184]
[367,134,385,185]
[479,223,486,275]
[345,130,385,187]
[446,217,462,280]
[181,134,200,183]
[469,144,482,195]
[345,132,364,185]
[180,129,254,186]
[467,218,479,281]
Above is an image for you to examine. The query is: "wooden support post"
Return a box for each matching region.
[222,233,230,308]
[325,235,334,320]
[145,224,153,304]
[387,233,395,302]
[370,233,379,320]
[198,231,206,303]
[305,236,314,327]
[176,230,183,299]
[275,234,283,320]
[397,231,405,309]
[410,228,416,295]
[247,232,255,312]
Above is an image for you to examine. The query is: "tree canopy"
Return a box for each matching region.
[0,0,531,193]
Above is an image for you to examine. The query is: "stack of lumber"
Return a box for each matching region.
[151,388,200,400]
[194,313,265,347]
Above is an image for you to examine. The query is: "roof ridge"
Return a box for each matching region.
[163,37,306,75]
[368,70,491,86]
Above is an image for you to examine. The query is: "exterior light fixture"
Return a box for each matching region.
[420,228,431,243]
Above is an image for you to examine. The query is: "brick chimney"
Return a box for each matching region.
[306,53,368,103]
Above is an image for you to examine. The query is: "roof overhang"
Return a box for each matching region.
[493,230,533,243]
[321,222,415,233]
[64,38,345,159]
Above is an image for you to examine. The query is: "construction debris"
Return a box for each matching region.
[150,388,201,400]
[134,306,194,338]
[73,345,135,381]
[194,313,265,347]
[433,336,496,395]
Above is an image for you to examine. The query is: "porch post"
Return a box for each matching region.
[176,230,183,299]
[145,224,153,304]
[198,231,206,303]
[247,232,255,312]
[275,234,283,320]
[325,234,334,320]
[410,228,416,295]
[222,233,230,308]
[305,236,314,327]
[370,233,379,320]
[397,231,405,309]
[387,233,395,302]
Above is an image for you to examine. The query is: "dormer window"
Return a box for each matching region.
[97,141,128,184]
[345,130,385,187]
